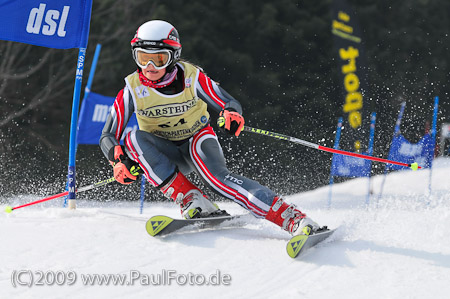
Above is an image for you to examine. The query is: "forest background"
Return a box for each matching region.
[1,0,449,201]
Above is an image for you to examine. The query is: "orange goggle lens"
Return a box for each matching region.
[135,50,171,69]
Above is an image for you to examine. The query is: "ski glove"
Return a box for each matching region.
[217,109,245,137]
[109,145,140,185]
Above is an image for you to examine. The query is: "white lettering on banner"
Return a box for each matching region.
[92,104,110,122]
[91,104,137,140]
[76,48,86,80]
[78,54,85,68]
[399,143,423,156]
[26,4,70,37]
[337,166,350,176]
[343,156,365,166]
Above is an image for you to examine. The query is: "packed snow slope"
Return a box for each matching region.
[1,157,450,299]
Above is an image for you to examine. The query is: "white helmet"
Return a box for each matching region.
[130,20,182,71]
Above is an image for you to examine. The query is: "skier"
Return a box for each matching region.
[99,20,320,236]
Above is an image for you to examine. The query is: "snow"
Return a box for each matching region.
[2,157,450,299]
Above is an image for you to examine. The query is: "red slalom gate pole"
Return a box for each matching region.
[317,145,419,169]
[242,126,421,170]
[8,191,69,212]
[5,176,117,213]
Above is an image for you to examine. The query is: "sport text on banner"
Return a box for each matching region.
[331,0,371,153]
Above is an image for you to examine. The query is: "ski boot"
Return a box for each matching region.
[265,196,319,236]
[179,189,229,219]
[160,171,228,219]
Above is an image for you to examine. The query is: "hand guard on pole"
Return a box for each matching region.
[217,109,245,137]
[109,145,140,185]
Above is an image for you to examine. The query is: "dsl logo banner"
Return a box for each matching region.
[0,0,92,49]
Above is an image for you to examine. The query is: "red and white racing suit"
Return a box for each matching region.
[100,61,276,217]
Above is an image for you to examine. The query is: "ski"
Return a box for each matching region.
[146,214,243,237]
[286,227,335,258]
[147,215,335,258]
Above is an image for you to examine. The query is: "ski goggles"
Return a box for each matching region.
[133,48,172,69]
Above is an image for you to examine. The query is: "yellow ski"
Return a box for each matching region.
[286,227,335,258]
[145,214,241,237]
[146,216,174,236]
[287,235,309,258]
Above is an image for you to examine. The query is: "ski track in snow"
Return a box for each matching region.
[1,157,450,299]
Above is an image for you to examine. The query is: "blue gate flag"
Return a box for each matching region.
[330,112,376,178]
[0,0,93,49]
[386,134,434,171]
[77,92,138,145]
[331,153,372,177]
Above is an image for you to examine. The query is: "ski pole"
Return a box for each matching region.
[242,126,421,170]
[4,166,141,213]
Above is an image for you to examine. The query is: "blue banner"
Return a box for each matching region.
[0,0,92,49]
[77,92,138,145]
[330,112,375,178]
[386,134,434,170]
[331,153,372,177]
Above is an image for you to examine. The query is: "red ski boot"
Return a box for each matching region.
[265,197,319,236]
[160,171,227,219]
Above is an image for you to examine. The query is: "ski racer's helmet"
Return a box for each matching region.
[131,20,182,72]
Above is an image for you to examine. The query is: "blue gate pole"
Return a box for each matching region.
[366,112,376,206]
[377,101,406,205]
[140,176,146,214]
[64,44,102,207]
[328,117,343,209]
[84,44,102,101]
[428,96,439,203]
[66,48,87,210]
[75,44,101,153]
